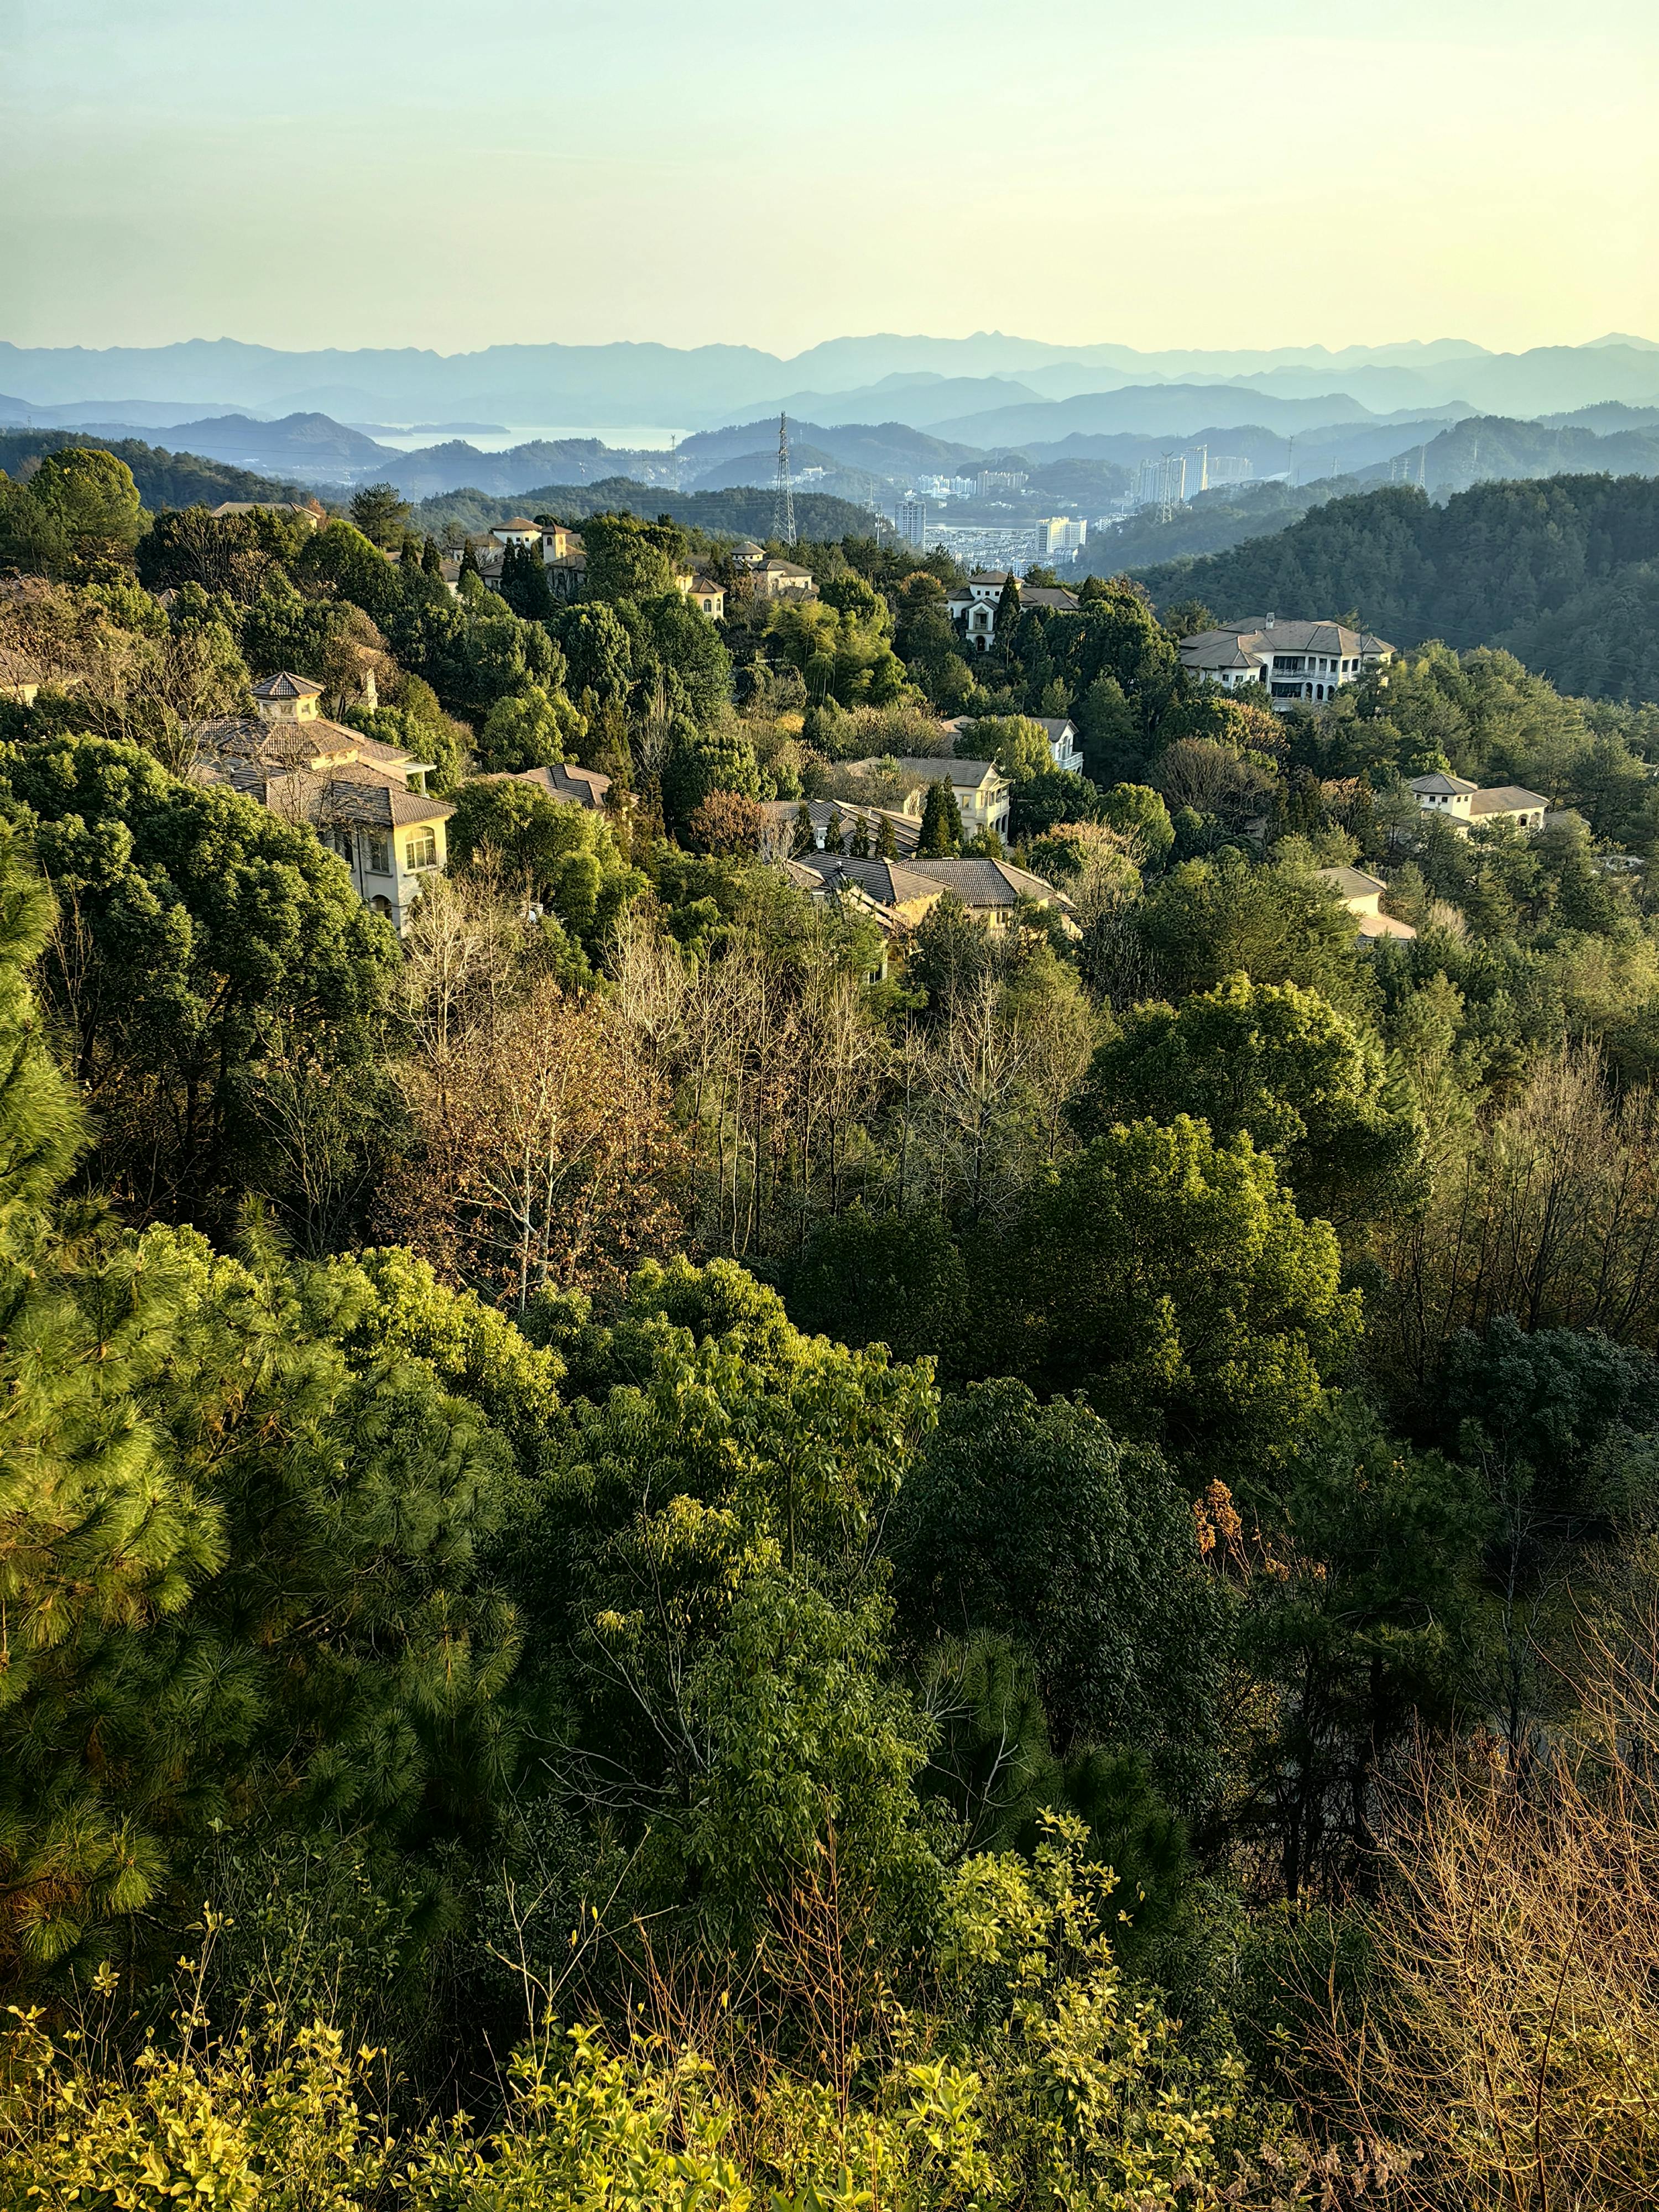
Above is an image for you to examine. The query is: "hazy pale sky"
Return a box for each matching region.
[3,0,1656,357]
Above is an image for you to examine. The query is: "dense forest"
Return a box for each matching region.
[3,442,1659,2206]
[1137,474,1659,700]
[0,426,317,512]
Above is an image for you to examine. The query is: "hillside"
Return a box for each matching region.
[408,474,878,542]
[1132,474,1659,701]
[1083,479,1360,573]
[0,427,323,510]
[1384,411,1659,494]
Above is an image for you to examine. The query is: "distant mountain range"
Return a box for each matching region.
[3,332,1659,434]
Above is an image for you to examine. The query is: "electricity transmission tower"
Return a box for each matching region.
[774,413,796,546]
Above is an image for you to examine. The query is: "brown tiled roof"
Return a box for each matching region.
[1192,618,1395,660]
[757,799,920,856]
[189,714,418,774]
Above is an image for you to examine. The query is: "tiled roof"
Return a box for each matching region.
[474,763,612,812]
[1187,619,1395,661]
[792,854,944,906]
[1355,911,1417,941]
[1180,635,1264,671]
[251,670,324,700]
[855,755,1003,791]
[1317,864,1387,901]
[906,857,1073,909]
[757,800,921,857]
[1410,771,1480,795]
[1469,784,1548,815]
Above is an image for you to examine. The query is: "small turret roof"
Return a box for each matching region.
[251,671,324,700]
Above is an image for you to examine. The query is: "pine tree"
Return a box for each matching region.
[0,824,524,1983]
[919,779,961,856]
[791,801,817,856]
[0,821,217,1972]
[994,570,1022,645]
[421,534,442,576]
[823,807,846,855]
[458,539,482,583]
[849,812,872,859]
[877,811,898,860]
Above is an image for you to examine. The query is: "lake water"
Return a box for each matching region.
[362,422,691,453]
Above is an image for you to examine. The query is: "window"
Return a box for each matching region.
[404,827,437,872]
[367,831,390,875]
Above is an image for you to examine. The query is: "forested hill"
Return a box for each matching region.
[0,427,317,511]
[408,474,876,541]
[1134,475,1659,701]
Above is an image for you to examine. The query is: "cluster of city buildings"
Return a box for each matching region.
[892,502,1088,573]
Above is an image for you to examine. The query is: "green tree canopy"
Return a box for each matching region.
[583,513,682,601]
[995,1115,1361,1473]
[474,682,580,773]
[0,734,397,1225]
[1,448,145,576]
[1071,973,1423,1231]
[891,1379,1228,1813]
[963,716,1053,784]
[508,1258,940,1932]
[348,483,413,549]
[1098,781,1175,861]
[917,777,963,856]
[1136,847,1365,1008]
[447,777,643,946]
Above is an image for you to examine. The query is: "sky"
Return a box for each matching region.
[3,0,1657,359]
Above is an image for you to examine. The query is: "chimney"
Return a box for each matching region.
[1265,612,1275,629]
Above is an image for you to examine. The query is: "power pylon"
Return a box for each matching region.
[774,413,796,546]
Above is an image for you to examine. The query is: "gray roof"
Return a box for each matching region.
[1469,784,1548,816]
[792,854,944,906]
[251,670,324,700]
[1188,618,1394,661]
[1316,864,1387,900]
[1180,634,1264,671]
[855,755,1003,791]
[475,763,612,812]
[1409,771,1480,795]
[758,799,920,855]
[905,857,1073,909]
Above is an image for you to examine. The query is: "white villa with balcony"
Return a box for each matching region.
[1179,616,1395,709]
